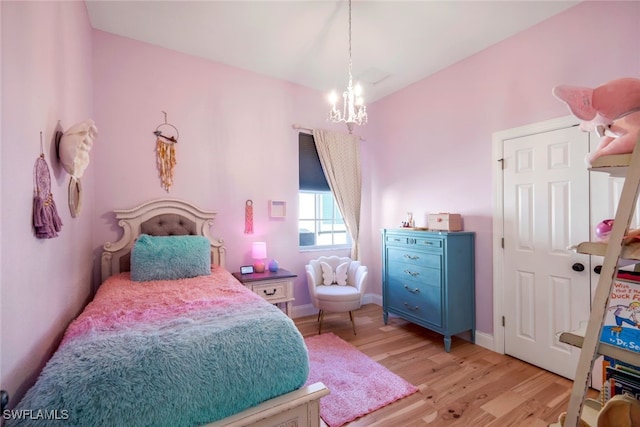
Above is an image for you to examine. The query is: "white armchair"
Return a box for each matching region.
[305,256,368,334]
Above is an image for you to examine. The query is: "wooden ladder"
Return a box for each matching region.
[561,137,640,426]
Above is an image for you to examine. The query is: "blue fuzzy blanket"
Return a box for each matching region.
[8,268,309,426]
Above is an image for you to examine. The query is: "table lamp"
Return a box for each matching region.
[252,242,267,273]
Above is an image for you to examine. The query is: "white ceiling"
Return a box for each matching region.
[85,0,579,103]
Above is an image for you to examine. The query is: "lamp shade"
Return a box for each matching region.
[251,242,267,273]
[251,242,267,259]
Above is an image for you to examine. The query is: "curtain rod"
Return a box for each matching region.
[291,124,365,141]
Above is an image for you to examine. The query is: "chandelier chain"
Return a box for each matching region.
[348,0,352,79]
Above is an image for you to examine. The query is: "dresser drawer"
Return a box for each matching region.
[385,234,443,250]
[387,247,441,269]
[387,277,442,327]
[251,280,292,303]
[388,261,441,287]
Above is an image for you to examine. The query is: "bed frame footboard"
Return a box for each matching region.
[206,382,329,427]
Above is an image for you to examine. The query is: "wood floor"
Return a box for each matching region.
[294,304,598,427]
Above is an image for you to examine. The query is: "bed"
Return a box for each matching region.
[9,198,328,427]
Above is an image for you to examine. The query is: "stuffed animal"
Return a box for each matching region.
[557,394,640,427]
[552,77,640,165]
[598,394,640,427]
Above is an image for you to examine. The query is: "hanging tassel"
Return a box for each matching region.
[245,200,254,234]
[33,154,63,239]
[33,195,44,228]
[48,195,63,231]
[157,138,176,192]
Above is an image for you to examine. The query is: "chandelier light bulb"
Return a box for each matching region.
[329,91,338,105]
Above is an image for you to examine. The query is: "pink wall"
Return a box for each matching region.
[90,30,352,305]
[363,1,640,335]
[1,1,94,405]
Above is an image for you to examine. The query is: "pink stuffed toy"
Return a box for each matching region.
[553,77,640,165]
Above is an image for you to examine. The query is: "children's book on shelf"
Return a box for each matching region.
[602,356,640,404]
[599,272,640,353]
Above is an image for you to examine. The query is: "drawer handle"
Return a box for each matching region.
[404,284,420,293]
[393,238,401,242]
[403,302,420,311]
[404,269,420,277]
[404,254,420,261]
[263,289,277,296]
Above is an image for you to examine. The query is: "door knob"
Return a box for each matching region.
[594,265,602,274]
[572,263,585,272]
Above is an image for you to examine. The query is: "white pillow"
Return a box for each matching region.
[320,261,349,286]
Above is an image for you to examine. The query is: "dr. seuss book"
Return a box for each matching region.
[600,275,640,353]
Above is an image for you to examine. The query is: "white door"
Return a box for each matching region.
[503,125,592,379]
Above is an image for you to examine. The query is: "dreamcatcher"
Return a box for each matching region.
[153,111,179,192]
[33,132,63,238]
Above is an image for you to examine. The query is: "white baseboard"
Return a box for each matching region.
[291,303,318,319]
[362,293,382,306]
[474,330,495,352]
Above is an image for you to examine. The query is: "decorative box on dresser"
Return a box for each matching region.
[382,228,475,352]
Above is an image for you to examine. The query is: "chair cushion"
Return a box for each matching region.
[315,284,361,302]
[320,261,349,285]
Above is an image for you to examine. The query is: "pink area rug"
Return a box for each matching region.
[304,332,418,427]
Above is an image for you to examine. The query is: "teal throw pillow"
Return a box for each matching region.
[131,234,211,282]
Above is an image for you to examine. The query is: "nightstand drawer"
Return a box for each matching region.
[252,280,292,303]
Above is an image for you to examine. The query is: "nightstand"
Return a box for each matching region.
[232,269,296,318]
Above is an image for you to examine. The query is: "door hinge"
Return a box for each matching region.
[498,158,504,170]
[502,316,505,327]
[501,237,504,248]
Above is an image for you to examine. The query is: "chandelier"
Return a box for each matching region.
[328,0,367,134]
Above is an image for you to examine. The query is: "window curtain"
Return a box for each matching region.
[312,129,362,260]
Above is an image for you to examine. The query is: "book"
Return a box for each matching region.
[607,366,640,399]
[599,278,640,353]
[603,358,640,403]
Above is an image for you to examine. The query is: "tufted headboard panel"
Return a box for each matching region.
[102,199,226,283]
[141,214,197,236]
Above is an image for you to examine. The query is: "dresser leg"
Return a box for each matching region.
[383,311,388,325]
[444,336,452,353]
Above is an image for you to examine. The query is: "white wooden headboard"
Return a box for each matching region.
[101,198,226,283]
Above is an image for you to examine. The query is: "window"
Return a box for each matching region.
[298,133,351,249]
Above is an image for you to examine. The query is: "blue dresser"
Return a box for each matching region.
[382,228,475,352]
